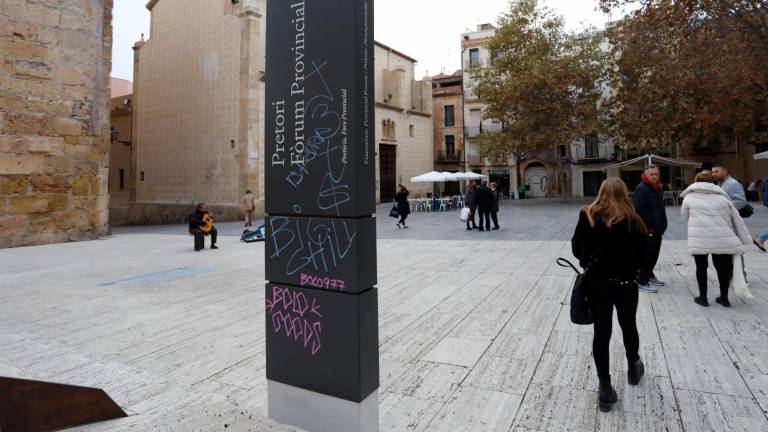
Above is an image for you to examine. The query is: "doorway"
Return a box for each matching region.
[379,144,396,203]
[525,164,548,198]
[583,171,606,197]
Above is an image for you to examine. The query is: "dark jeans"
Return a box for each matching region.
[467,207,477,228]
[491,211,499,228]
[191,227,217,249]
[478,208,491,230]
[589,279,640,381]
[638,233,663,284]
[694,254,733,299]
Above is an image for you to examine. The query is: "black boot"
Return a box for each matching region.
[694,296,709,307]
[598,378,618,413]
[627,359,645,386]
[715,296,731,307]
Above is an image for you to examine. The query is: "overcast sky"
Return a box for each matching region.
[112,0,626,82]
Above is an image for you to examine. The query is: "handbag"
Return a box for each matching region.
[556,258,595,325]
[739,203,754,219]
[460,207,470,222]
[733,255,753,299]
[389,205,400,219]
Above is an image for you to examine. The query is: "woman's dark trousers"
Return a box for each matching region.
[694,254,733,299]
[491,211,499,228]
[399,214,408,225]
[590,280,641,381]
[466,207,477,229]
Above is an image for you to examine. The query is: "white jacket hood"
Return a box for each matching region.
[680,182,730,199]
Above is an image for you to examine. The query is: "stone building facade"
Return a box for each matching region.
[374,42,434,203]
[115,5,433,224]
[120,0,264,226]
[461,24,518,198]
[431,71,463,196]
[0,0,113,248]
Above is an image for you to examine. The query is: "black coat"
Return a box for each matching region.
[395,191,410,215]
[475,185,494,211]
[571,210,647,281]
[189,210,209,231]
[491,190,500,213]
[633,180,667,234]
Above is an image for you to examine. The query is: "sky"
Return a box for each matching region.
[111,0,626,82]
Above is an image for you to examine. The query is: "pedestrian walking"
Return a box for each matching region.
[571,177,647,413]
[681,171,752,307]
[464,181,478,230]
[395,184,410,229]
[490,182,500,230]
[241,189,256,228]
[712,164,748,211]
[476,181,494,232]
[633,165,668,293]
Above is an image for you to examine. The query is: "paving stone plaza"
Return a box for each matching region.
[4,199,768,431]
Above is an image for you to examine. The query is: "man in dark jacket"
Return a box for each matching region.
[633,166,667,293]
[475,181,494,232]
[189,203,218,251]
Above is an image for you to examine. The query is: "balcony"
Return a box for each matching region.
[464,123,503,138]
[572,143,615,163]
[436,151,464,163]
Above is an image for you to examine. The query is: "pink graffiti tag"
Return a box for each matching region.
[266,286,323,356]
[300,273,347,291]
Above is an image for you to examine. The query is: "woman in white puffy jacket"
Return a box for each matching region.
[681,171,752,308]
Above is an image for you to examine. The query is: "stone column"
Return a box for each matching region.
[264,1,378,431]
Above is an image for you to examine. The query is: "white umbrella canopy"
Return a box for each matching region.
[440,172,460,182]
[453,172,488,180]
[411,171,447,182]
[755,151,768,160]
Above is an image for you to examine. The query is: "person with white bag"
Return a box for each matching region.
[681,171,753,307]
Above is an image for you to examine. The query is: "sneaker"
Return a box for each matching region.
[627,359,645,386]
[492,226,500,230]
[715,296,731,307]
[403,225,409,229]
[396,223,401,230]
[210,245,219,250]
[194,248,202,252]
[638,283,657,293]
[694,296,710,307]
[649,277,666,286]
[466,226,472,231]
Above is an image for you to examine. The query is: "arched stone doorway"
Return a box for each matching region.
[524,162,549,198]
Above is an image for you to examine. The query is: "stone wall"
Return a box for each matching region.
[0,0,113,248]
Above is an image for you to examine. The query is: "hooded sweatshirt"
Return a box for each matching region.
[680,182,751,255]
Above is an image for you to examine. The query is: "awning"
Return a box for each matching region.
[603,154,702,171]
[754,151,768,160]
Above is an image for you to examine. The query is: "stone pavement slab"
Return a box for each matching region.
[2,201,768,431]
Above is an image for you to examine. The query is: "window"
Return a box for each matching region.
[382,119,396,140]
[469,48,480,67]
[118,169,125,189]
[558,145,567,158]
[140,171,145,182]
[585,134,599,159]
[445,135,455,155]
[409,125,414,137]
[444,105,455,127]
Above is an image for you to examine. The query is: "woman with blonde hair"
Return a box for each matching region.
[681,170,751,307]
[572,177,648,412]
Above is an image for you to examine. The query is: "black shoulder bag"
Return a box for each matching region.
[557,257,595,326]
